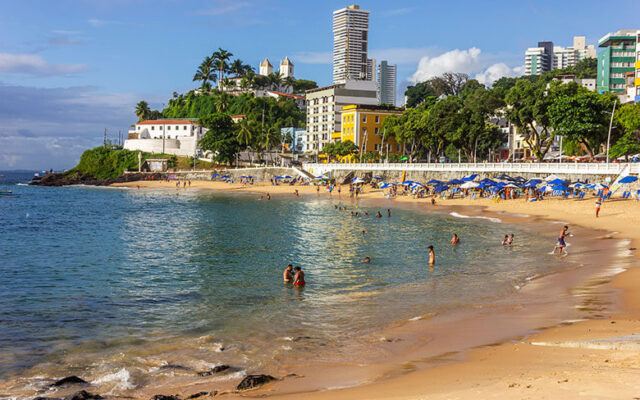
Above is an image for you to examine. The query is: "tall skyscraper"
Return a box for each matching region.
[378,60,397,105]
[333,5,373,83]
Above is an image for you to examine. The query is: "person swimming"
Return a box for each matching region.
[428,245,435,265]
[364,256,371,263]
[502,235,509,245]
[283,264,293,283]
[376,211,382,218]
[293,266,305,287]
[451,234,460,245]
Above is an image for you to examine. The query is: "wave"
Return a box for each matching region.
[92,368,136,392]
[449,212,501,223]
[15,183,28,186]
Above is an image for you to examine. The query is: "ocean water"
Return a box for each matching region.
[0,171,564,396]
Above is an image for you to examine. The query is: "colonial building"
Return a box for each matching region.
[124,119,207,157]
[339,105,403,155]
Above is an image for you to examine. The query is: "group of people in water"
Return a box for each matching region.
[283,264,305,286]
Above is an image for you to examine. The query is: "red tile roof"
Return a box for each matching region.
[137,119,199,125]
[266,90,305,100]
[230,114,246,118]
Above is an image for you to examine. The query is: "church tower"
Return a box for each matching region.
[279,57,294,78]
[259,58,273,76]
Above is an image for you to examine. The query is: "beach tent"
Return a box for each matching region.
[547,178,568,185]
[460,181,479,189]
[447,178,464,185]
[427,179,441,184]
[461,174,478,182]
[618,176,638,184]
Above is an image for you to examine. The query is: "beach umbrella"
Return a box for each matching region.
[618,176,638,184]
[521,181,539,188]
[525,179,542,185]
[373,176,384,180]
[551,184,569,191]
[402,180,414,185]
[274,176,283,180]
[547,178,568,185]
[461,174,478,182]
[352,177,365,184]
[480,178,496,184]
[512,176,527,183]
[544,174,562,181]
[411,182,425,188]
[494,173,512,181]
[447,178,464,185]
[379,183,391,189]
[434,185,449,193]
[427,179,441,184]
[284,175,292,179]
[504,183,520,188]
[239,175,247,178]
[399,156,409,161]
[247,176,253,178]
[593,183,608,190]
[460,181,479,189]
[211,174,219,178]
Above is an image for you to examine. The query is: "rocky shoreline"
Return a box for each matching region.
[29,172,164,187]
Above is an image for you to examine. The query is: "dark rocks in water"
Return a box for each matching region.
[65,391,103,400]
[197,364,230,376]
[186,391,217,399]
[51,376,88,387]
[236,374,276,391]
[292,336,313,342]
[159,364,193,371]
[30,172,163,187]
[150,395,180,400]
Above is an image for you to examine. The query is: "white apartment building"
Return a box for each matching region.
[553,36,596,69]
[525,43,553,75]
[124,119,208,157]
[333,5,374,83]
[305,80,378,153]
[378,60,397,106]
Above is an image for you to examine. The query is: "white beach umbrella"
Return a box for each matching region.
[504,183,520,188]
[352,177,365,184]
[460,181,479,189]
[544,174,562,181]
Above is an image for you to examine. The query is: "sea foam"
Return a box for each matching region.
[449,212,501,223]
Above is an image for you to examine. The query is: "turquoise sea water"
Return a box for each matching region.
[0,172,563,395]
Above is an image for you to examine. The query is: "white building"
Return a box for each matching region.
[259,58,273,76]
[124,119,208,157]
[554,74,597,91]
[553,36,596,69]
[525,42,553,75]
[279,57,294,78]
[305,80,378,153]
[378,60,397,106]
[333,5,374,83]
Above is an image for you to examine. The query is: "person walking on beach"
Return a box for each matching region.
[283,264,294,283]
[595,198,602,217]
[428,245,435,265]
[295,189,299,197]
[553,225,570,255]
[293,266,305,287]
[451,234,460,245]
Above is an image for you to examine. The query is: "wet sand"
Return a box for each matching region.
[110,180,640,399]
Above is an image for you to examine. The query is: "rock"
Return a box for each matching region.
[160,364,193,371]
[150,396,180,400]
[65,391,103,400]
[236,375,276,391]
[186,391,216,399]
[197,365,230,376]
[51,376,88,387]
[292,336,312,342]
[34,397,61,400]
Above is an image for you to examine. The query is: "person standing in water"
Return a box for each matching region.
[427,245,435,265]
[293,266,305,287]
[553,225,570,255]
[508,234,514,246]
[502,235,509,246]
[595,198,602,218]
[283,264,293,283]
[451,234,460,245]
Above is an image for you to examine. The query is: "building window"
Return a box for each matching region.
[375,116,380,123]
[363,115,367,123]
[168,126,171,130]
[184,126,187,130]
[396,144,400,152]
[362,128,367,136]
[151,126,155,130]
[375,127,379,135]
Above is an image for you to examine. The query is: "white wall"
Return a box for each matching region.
[124,136,201,157]
[135,123,204,140]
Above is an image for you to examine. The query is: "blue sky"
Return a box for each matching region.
[1,0,639,170]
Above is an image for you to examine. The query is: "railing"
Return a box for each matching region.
[303,162,639,176]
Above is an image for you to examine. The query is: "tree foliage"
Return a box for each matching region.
[198,113,239,164]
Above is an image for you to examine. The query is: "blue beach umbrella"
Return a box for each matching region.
[447,178,464,185]
[547,178,568,185]
[427,179,441,184]
[480,178,496,184]
[618,176,638,184]
[380,183,391,189]
[211,174,219,178]
[401,180,414,185]
[284,175,292,179]
[461,174,478,182]
[373,176,384,180]
[434,185,450,193]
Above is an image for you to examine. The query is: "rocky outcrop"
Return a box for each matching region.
[150,395,180,400]
[186,391,216,399]
[50,376,88,387]
[236,374,276,391]
[30,172,163,187]
[65,391,103,400]
[197,365,230,376]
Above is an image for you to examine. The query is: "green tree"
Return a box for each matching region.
[405,81,437,108]
[548,92,616,157]
[212,48,233,87]
[615,102,640,134]
[609,132,640,160]
[236,120,253,147]
[135,100,151,122]
[193,56,215,90]
[199,113,239,164]
[292,79,318,93]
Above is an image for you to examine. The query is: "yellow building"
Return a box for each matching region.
[339,105,403,155]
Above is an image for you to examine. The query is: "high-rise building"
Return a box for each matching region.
[553,36,596,70]
[378,61,397,106]
[333,5,373,83]
[524,41,554,75]
[597,29,639,94]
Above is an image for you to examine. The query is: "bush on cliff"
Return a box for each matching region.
[71,147,142,179]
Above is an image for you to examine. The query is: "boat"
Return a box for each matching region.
[0,190,13,194]
[0,193,19,198]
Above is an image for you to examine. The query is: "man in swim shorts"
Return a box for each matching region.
[553,225,570,255]
[283,264,293,283]
[293,266,305,287]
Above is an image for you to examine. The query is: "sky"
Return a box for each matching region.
[1,0,639,170]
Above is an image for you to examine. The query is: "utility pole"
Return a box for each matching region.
[606,100,617,164]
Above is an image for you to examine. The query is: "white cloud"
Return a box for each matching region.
[293,51,332,64]
[409,48,482,83]
[0,53,89,76]
[88,18,120,27]
[474,63,524,86]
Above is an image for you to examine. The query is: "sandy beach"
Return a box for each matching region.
[112,179,640,399]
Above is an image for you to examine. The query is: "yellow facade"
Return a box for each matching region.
[339,105,403,155]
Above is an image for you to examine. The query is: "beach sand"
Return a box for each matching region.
[112,179,640,399]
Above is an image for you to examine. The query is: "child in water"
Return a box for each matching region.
[501,235,509,245]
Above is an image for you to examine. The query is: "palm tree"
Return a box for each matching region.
[135,100,151,122]
[193,56,215,90]
[221,77,232,91]
[230,59,245,78]
[212,48,233,87]
[283,76,296,92]
[215,92,231,113]
[267,72,284,91]
[262,125,281,150]
[236,121,253,146]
